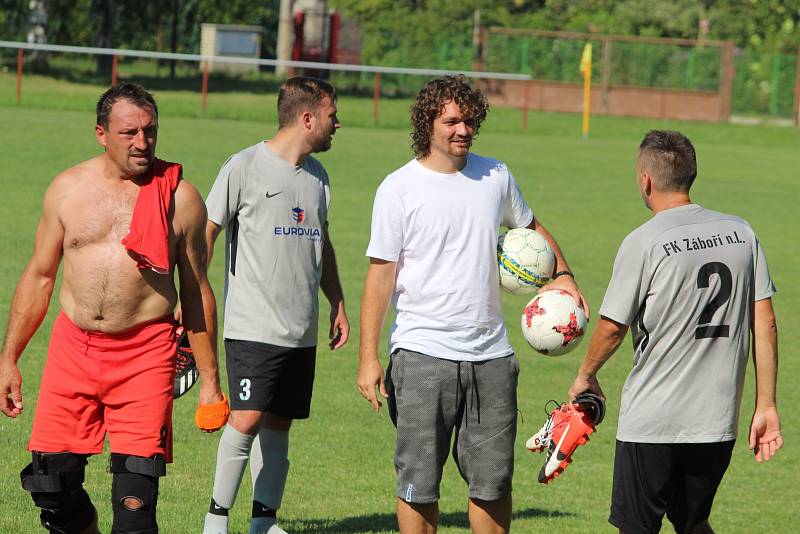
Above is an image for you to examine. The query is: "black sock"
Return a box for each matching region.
[209,498,229,516]
[252,500,277,518]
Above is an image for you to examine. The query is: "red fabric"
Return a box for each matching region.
[29,312,177,462]
[121,158,182,274]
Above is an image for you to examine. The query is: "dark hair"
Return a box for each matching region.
[277,76,337,128]
[410,75,489,158]
[638,130,697,192]
[96,83,158,129]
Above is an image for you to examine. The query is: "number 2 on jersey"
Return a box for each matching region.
[695,261,731,339]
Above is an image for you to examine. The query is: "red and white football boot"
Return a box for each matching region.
[526,393,605,484]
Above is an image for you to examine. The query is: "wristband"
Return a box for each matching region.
[552,270,574,279]
[195,394,230,432]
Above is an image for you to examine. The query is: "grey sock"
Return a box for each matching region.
[211,424,257,509]
[250,428,290,510]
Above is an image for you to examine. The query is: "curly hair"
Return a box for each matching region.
[410,75,489,158]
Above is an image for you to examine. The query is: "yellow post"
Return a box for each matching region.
[580,43,592,139]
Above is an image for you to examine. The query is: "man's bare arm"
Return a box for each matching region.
[528,218,590,318]
[321,227,349,350]
[1,178,65,417]
[749,298,782,462]
[357,258,396,412]
[174,182,223,409]
[568,316,628,400]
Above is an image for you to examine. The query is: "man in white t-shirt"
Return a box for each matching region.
[568,130,782,534]
[358,75,587,534]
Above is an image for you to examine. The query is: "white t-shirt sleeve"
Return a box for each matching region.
[599,233,648,326]
[205,155,239,229]
[365,181,403,262]
[753,234,776,301]
[501,167,534,229]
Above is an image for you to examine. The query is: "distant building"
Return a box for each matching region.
[200,23,262,73]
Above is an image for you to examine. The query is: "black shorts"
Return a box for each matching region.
[609,440,735,534]
[224,339,316,419]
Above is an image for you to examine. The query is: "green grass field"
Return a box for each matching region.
[0,73,798,533]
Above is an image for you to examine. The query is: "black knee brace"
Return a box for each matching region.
[109,453,166,534]
[20,452,96,534]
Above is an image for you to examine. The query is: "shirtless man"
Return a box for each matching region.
[0,83,225,534]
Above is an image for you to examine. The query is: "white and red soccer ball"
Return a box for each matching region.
[497,228,556,294]
[521,290,587,356]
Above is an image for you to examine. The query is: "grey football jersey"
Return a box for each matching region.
[600,204,775,443]
[206,142,330,347]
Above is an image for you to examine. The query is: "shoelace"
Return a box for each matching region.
[534,400,567,447]
[534,414,556,447]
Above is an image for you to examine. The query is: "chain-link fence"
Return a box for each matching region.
[483,29,798,120]
[2,29,798,121]
[733,49,798,117]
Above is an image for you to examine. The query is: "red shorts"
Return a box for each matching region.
[29,311,177,462]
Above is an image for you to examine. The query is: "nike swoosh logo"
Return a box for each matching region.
[213,504,222,510]
[544,423,570,477]
[265,191,282,198]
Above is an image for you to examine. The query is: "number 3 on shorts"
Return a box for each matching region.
[239,378,251,401]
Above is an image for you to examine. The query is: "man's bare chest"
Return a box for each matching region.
[63,185,138,249]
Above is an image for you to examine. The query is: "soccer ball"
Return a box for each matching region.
[521,290,587,356]
[497,228,555,294]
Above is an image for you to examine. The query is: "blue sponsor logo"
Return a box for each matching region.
[274,226,322,238]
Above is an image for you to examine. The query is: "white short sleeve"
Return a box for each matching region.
[599,233,647,326]
[365,181,403,262]
[753,236,776,301]
[205,155,239,229]
[501,168,533,229]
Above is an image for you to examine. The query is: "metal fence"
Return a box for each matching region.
[2,37,798,124]
[482,28,799,120]
[0,40,531,125]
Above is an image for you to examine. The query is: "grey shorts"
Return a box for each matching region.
[385,349,519,503]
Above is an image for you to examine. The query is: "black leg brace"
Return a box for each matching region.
[109,453,166,534]
[20,452,96,534]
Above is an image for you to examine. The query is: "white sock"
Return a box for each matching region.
[203,512,230,534]
[248,428,290,534]
[249,517,288,534]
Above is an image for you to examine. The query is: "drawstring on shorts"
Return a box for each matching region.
[455,361,481,427]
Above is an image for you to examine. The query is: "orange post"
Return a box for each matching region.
[201,62,209,113]
[373,72,381,125]
[16,48,23,103]
[111,54,118,85]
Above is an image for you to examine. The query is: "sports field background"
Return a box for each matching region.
[0,73,798,533]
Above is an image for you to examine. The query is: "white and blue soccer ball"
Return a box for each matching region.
[521,290,587,356]
[497,228,555,294]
